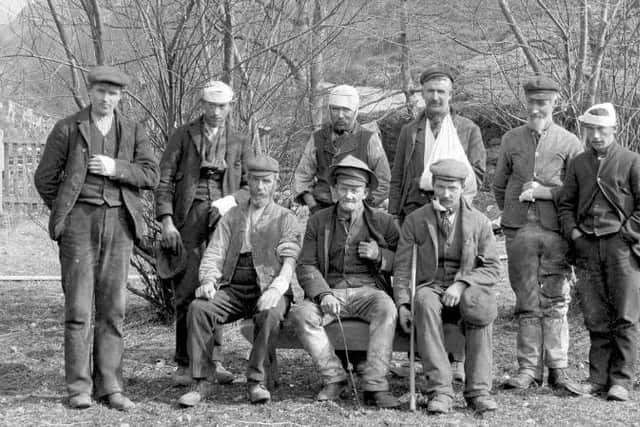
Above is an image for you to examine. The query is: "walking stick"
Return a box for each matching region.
[409,244,417,412]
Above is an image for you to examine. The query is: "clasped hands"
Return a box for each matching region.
[398,281,468,334]
[195,276,286,311]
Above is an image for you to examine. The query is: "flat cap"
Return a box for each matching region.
[430,158,468,182]
[523,76,560,100]
[247,155,279,176]
[202,80,234,104]
[87,65,130,87]
[329,154,378,191]
[155,241,187,279]
[420,65,457,85]
[459,286,498,326]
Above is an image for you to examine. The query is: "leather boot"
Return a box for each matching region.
[548,368,583,395]
[363,390,401,408]
[316,381,349,401]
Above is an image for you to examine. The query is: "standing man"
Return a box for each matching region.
[558,103,640,401]
[156,81,252,386]
[493,77,582,393]
[293,84,391,212]
[177,156,301,406]
[394,159,501,414]
[389,65,486,382]
[34,66,159,410]
[290,155,401,409]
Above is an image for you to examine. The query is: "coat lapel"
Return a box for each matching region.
[424,205,439,265]
[188,119,203,157]
[76,107,92,151]
[115,111,131,160]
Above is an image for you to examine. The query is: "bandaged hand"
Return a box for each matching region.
[88,155,116,177]
[195,283,216,300]
[211,195,237,216]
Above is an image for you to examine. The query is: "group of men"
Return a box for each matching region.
[34,63,640,415]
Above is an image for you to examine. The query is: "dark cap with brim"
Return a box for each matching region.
[523,76,560,100]
[328,154,378,191]
[155,242,187,279]
[88,65,130,88]
[247,155,279,177]
[420,65,457,85]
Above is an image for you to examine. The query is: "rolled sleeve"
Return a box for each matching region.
[293,135,318,204]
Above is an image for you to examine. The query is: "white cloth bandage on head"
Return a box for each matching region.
[202,80,233,103]
[578,102,616,127]
[328,84,359,111]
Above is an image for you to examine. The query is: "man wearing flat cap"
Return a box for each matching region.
[156,80,253,386]
[290,155,401,408]
[293,84,391,212]
[393,158,500,414]
[178,155,301,406]
[35,65,159,410]
[493,76,582,393]
[558,103,640,401]
[389,65,486,383]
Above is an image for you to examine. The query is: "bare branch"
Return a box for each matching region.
[497,0,541,74]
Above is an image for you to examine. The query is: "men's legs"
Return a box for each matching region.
[58,204,97,398]
[462,322,493,398]
[93,207,133,398]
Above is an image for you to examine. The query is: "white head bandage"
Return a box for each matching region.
[202,81,233,104]
[328,85,359,111]
[578,102,617,127]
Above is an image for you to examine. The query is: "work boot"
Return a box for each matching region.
[427,394,452,414]
[178,380,213,407]
[451,361,465,384]
[607,385,630,401]
[548,368,583,395]
[68,393,92,409]
[363,391,401,408]
[104,393,135,411]
[578,381,606,396]
[172,365,193,386]
[466,395,498,413]
[504,372,541,389]
[247,383,271,404]
[316,381,349,401]
[212,361,234,385]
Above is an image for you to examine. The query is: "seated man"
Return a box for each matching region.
[177,155,301,406]
[394,159,501,414]
[290,155,400,408]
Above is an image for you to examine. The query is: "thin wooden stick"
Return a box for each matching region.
[409,244,417,412]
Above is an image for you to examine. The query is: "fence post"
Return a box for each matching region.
[0,128,4,215]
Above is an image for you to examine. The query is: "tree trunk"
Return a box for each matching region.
[309,0,325,128]
[498,0,542,74]
[399,0,413,116]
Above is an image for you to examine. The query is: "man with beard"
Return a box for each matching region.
[389,65,486,383]
[293,84,390,212]
[558,103,640,401]
[177,155,301,406]
[394,159,501,414]
[156,81,252,386]
[493,77,582,394]
[290,155,401,408]
[34,66,159,410]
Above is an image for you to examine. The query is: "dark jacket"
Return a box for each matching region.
[297,204,399,300]
[393,198,501,308]
[34,107,159,242]
[389,110,486,215]
[493,123,582,231]
[155,117,253,228]
[558,143,640,258]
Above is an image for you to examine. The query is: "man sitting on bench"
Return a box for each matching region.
[394,159,501,414]
[177,155,301,406]
[290,155,401,408]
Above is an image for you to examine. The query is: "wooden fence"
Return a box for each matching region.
[1,133,46,213]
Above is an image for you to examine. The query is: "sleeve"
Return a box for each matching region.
[155,128,183,219]
[34,121,69,209]
[231,133,253,203]
[466,123,487,187]
[276,211,303,261]
[199,212,232,288]
[392,217,417,308]
[621,155,640,257]
[293,135,318,204]
[378,214,399,272]
[296,215,332,300]
[551,134,584,201]
[556,157,580,241]
[389,125,409,215]
[454,215,501,288]
[492,135,511,211]
[367,132,391,207]
[112,123,159,190]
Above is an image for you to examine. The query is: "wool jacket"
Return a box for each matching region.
[389,110,486,216]
[34,107,159,242]
[558,143,640,258]
[155,116,253,228]
[393,198,501,308]
[297,203,399,300]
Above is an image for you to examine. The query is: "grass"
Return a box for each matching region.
[2,214,640,426]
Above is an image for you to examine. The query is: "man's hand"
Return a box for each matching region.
[398,305,412,334]
[358,240,380,261]
[320,294,341,316]
[303,193,319,213]
[441,281,468,307]
[195,283,216,300]
[160,216,182,252]
[257,288,282,311]
[88,155,116,177]
[571,228,584,241]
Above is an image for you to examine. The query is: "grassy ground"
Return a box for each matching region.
[2,215,640,426]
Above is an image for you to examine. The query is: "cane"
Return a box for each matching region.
[409,244,417,412]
